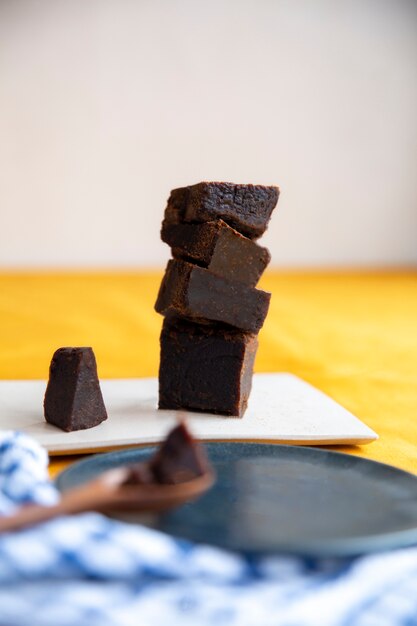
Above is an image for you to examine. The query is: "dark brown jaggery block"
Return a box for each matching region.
[154,259,271,333]
[162,182,279,239]
[124,422,210,485]
[158,317,258,416]
[161,219,271,287]
[44,347,108,432]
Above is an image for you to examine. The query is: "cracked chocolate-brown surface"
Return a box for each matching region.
[162,181,279,239]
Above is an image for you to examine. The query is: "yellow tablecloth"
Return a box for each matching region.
[1,270,416,475]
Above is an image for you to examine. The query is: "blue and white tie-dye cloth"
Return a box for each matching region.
[1,431,417,626]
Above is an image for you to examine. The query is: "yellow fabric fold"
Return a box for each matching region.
[0,270,416,474]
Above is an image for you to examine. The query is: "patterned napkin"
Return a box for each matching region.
[1,430,417,626]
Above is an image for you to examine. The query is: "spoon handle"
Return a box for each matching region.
[0,469,214,533]
[0,479,116,533]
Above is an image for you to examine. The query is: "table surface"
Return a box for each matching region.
[0,270,416,476]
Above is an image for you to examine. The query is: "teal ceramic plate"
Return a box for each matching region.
[56,443,417,557]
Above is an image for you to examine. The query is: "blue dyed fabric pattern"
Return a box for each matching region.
[1,431,417,626]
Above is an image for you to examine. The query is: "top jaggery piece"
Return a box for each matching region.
[163,181,279,239]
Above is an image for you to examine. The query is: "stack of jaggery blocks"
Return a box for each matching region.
[155,181,280,417]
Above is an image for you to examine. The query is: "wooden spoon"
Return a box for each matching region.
[0,421,214,533]
[0,464,214,533]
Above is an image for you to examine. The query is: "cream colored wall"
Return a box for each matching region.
[0,0,416,268]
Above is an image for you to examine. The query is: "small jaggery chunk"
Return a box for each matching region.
[149,421,209,483]
[154,259,271,333]
[162,181,279,239]
[158,317,258,417]
[124,422,210,485]
[161,219,271,287]
[44,347,108,432]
